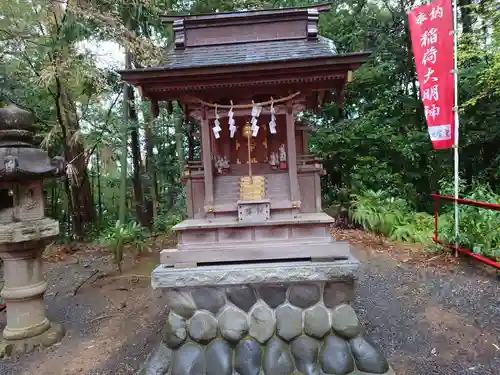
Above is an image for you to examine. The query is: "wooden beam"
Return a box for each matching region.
[286,103,301,206]
[160,241,349,266]
[337,83,346,118]
[150,100,160,118]
[302,130,309,155]
[200,108,214,212]
[203,104,287,119]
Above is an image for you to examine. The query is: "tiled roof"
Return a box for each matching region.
[161,36,338,70]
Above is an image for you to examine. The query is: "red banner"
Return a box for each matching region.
[408,0,455,149]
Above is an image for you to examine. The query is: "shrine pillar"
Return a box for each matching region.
[286,103,301,210]
[199,107,214,216]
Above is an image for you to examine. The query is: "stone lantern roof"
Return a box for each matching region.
[0,104,65,182]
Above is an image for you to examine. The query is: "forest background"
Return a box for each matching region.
[0,0,498,266]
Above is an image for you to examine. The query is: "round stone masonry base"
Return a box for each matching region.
[0,322,65,359]
[141,271,396,375]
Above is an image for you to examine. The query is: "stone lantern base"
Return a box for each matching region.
[0,231,65,358]
[0,323,65,358]
[139,258,395,375]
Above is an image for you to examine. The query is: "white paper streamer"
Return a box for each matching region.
[212,105,221,139]
[251,101,262,137]
[228,104,236,138]
[269,100,277,134]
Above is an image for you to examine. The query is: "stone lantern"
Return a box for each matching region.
[0,104,65,357]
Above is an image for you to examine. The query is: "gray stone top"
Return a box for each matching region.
[0,105,65,182]
[151,257,359,289]
[0,104,35,147]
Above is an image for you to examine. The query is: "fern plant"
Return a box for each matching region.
[153,212,183,234]
[350,190,409,238]
[437,182,500,260]
[351,184,499,261]
[99,220,147,272]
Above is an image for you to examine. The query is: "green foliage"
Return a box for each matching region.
[437,184,500,260]
[350,190,408,236]
[352,186,500,260]
[153,212,183,234]
[99,220,146,272]
[350,190,434,244]
[1,0,499,257]
[310,0,500,210]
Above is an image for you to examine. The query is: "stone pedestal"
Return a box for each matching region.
[140,258,395,375]
[0,227,64,357]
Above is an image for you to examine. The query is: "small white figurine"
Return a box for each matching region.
[214,156,223,175]
[279,144,287,169]
[222,156,230,170]
[269,152,277,169]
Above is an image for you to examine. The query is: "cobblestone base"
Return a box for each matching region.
[139,281,394,375]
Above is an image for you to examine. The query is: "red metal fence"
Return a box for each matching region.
[431,194,500,270]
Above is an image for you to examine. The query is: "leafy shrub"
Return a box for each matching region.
[391,212,434,245]
[153,212,183,234]
[437,183,500,260]
[351,185,500,260]
[99,221,147,272]
[350,190,410,237]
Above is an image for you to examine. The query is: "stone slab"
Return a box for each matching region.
[160,241,349,266]
[152,257,359,289]
[0,218,59,244]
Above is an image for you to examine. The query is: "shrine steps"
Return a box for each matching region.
[160,239,349,267]
[162,213,347,268]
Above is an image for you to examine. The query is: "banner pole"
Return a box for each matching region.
[452,0,460,255]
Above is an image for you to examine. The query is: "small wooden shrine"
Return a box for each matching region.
[121,4,370,267]
[123,6,396,375]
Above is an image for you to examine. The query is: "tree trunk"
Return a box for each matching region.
[458,0,473,34]
[96,147,103,226]
[54,76,95,238]
[402,0,425,124]
[118,94,129,226]
[144,106,159,219]
[124,18,151,228]
[50,0,94,239]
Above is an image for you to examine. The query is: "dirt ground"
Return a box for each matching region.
[0,230,499,375]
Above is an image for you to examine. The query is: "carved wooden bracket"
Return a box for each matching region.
[307,9,319,39]
[173,19,186,49]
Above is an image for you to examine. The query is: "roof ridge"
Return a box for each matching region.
[161,3,332,23]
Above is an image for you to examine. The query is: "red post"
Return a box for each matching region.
[433,196,439,242]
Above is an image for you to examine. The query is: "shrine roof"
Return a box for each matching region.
[157,36,338,70]
[119,4,371,98]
